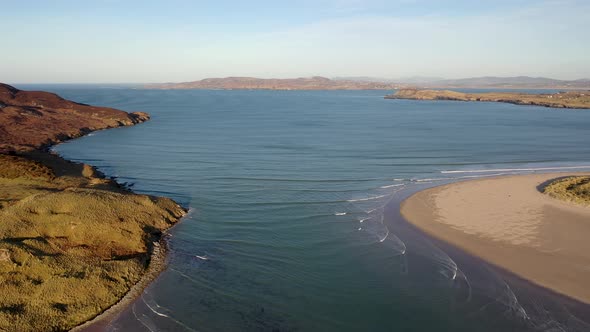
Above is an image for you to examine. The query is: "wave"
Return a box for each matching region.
[346,194,390,202]
[379,183,405,189]
[412,173,508,182]
[334,212,347,216]
[442,165,590,174]
[207,176,381,183]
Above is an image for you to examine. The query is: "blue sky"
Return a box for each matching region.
[1,0,589,83]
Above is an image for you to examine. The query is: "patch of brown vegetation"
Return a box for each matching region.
[385,89,590,109]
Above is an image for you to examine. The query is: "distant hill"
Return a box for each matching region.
[332,76,396,83]
[146,76,399,90]
[393,76,447,84]
[425,76,590,89]
[146,76,590,90]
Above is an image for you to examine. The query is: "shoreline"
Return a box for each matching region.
[400,172,590,305]
[70,231,177,332]
[44,143,188,331]
[0,82,188,331]
[0,147,187,331]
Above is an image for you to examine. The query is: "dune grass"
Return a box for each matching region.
[543,176,590,206]
[0,154,185,331]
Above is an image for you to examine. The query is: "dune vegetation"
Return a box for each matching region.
[543,176,590,206]
[0,152,186,331]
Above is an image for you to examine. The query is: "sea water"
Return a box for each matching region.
[19,85,590,332]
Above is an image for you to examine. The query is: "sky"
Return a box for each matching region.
[1,0,589,83]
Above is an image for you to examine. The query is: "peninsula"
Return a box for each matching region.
[0,84,186,331]
[146,76,399,90]
[385,89,590,109]
[146,76,590,91]
[401,173,590,304]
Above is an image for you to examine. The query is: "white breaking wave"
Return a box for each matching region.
[379,183,404,189]
[334,212,347,216]
[346,194,389,202]
[414,173,506,182]
[142,296,171,318]
[442,165,590,174]
[379,227,389,242]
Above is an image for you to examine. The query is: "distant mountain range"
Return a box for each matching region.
[424,76,590,89]
[146,76,590,90]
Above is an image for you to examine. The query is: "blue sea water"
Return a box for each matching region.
[18,85,590,331]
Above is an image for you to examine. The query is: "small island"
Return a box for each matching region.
[385,89,590,109]
[0,84,186,331]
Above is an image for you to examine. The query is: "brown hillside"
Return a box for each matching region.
[0,83,149,152]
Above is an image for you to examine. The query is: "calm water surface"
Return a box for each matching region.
[19,85,590,331]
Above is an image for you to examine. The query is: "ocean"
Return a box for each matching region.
[19,85,590,331]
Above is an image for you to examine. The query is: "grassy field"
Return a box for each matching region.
[0,153,186,331]
[386,89,590,109]
[543,176,590,206]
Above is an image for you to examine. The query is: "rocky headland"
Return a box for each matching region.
[0,83,150,152]
[385,89,590,109]
[0,83,186,331]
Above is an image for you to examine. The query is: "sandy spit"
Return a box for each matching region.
[401,172,590,304]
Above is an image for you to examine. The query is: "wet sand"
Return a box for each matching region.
[401,172,590,304]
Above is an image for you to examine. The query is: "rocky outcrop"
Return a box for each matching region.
[0,83,150,152]
[385,89,590,109]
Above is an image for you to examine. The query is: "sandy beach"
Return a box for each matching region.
[401,172,590,304]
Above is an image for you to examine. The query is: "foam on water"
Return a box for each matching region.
[379,183,405,189]
[442,165,590,174]
[346,193,390,202]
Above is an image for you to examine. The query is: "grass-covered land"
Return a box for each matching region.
[0,153,186,331]
[385,89,590,109]
[543,176,590,206]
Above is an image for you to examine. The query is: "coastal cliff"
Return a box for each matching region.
[0,84,186,331]
[385,89,590,109]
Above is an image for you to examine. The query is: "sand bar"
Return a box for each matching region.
[401,172,590,304]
